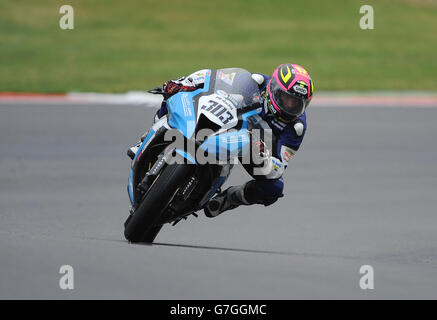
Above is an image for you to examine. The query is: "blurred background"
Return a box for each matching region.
[1,0,436,93]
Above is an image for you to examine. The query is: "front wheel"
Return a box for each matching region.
[140,225,163,243]
[124,164,193,243]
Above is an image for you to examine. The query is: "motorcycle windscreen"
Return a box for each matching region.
[214,68,262,109]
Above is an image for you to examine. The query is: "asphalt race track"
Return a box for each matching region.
[1,102,436,299]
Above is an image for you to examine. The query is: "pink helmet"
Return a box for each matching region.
[267,63,314,121]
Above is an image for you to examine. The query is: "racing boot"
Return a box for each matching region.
[204,184,250,218]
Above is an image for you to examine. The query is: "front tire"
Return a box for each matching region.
[124,164,193,243]
[140,225,163,243]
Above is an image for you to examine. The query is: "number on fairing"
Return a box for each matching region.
[201,100,234,125]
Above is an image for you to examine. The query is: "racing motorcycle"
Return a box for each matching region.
[124,68,266,243]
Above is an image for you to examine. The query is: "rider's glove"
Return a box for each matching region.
[251,139,284,179]
[162,80,197,95]
[252,140,270,166]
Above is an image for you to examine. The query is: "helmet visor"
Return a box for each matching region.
[270,78,305,119]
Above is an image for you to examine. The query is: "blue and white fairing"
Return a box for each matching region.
[166,68,263,162]
[128,68,262,206]
[165,70,212,139]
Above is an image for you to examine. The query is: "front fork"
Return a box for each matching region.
[128,116,234,215]
[128,117,171,207]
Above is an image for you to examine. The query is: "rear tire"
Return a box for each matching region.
[124,164,193,243]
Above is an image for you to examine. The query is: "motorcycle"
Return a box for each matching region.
[124,68,266,243]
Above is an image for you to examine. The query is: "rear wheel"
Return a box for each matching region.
[124,164,193,243]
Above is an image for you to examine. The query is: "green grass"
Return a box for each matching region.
[1,0,436,92]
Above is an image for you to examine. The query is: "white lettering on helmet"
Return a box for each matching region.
[293,85,308,95]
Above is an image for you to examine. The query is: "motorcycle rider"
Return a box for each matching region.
[131,63,314,218]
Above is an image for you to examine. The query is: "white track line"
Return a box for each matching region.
[1,91,437,108]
